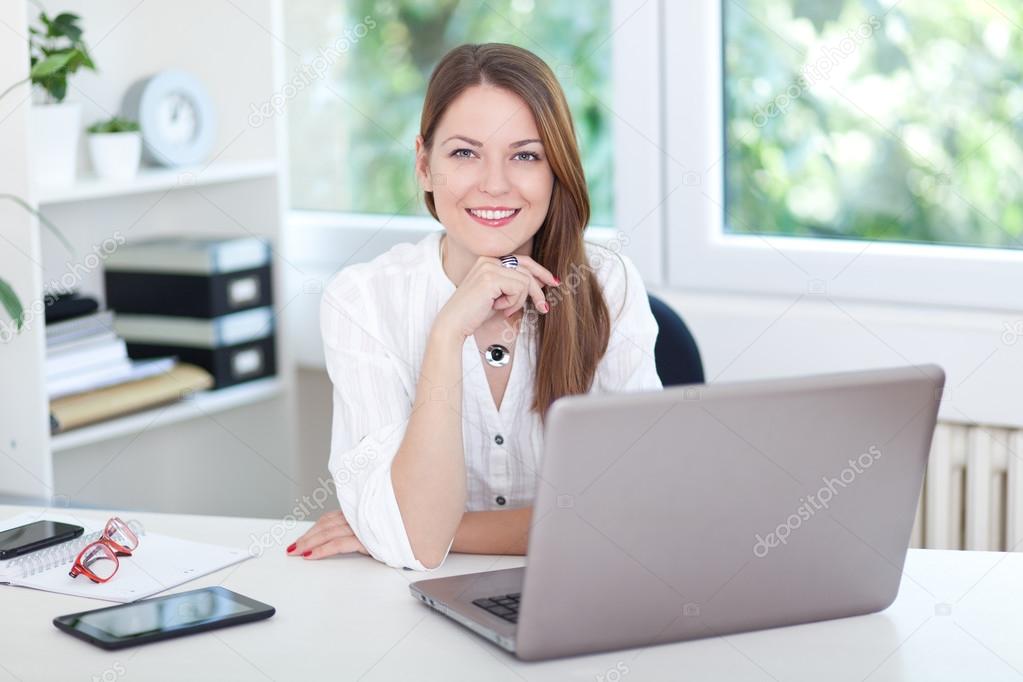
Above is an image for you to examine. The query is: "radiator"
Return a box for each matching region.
[910,422,1023,552]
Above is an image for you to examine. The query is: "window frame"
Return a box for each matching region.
[664,1,1023,312]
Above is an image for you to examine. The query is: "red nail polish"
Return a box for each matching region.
[302,550,312,557]
[553,276,561,285]
[286,542,296,553]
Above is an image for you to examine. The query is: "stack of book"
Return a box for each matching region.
[46,309,214,434]
[104,235,277,390]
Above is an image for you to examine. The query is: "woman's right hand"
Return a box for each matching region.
[288,509,368,560]
[434,255,560,340]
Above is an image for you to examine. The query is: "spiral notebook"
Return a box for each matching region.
[0,511,251,603]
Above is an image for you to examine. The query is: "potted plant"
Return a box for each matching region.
[86,117,141,180]
[28,10,96,186]
[0,14,79,337]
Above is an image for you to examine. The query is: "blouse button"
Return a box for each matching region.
[494,434,504,445]
[495,495,507,506]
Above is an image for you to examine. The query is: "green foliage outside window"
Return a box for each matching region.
[724,0,1023,249]
[285,0,613,225]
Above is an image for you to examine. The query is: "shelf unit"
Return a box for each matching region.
[50,377,284,453]
[0,0,298,518]
[40,158,285,458]
[38,159,278,205]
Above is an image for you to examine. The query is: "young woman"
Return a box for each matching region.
[289,43,661,570]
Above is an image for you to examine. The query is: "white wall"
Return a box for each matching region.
[0,0,52,500]
[652,288,1021,429]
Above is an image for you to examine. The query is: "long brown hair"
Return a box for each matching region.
[420,43,611,422]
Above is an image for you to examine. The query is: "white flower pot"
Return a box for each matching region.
[88,132,142,180]
[30,101,81,186]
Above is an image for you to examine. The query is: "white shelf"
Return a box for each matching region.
[50,377,283,452]
[37,158,278,205]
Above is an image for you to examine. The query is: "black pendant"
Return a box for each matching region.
[483,344,511,367]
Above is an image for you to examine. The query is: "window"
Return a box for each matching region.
[665,2,1023,311]
[282,0,614,226]
[723,1,1023,250]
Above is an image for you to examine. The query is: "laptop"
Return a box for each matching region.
[410,364,945,661]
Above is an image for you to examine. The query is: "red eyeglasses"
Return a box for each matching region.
[68,517,142,583]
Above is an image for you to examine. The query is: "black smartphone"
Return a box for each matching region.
[53,586,276,650]
[0,520,84,560]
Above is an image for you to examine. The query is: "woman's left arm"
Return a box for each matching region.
[452,508,533,555]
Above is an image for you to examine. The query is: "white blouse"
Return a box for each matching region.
[320,229,662,571]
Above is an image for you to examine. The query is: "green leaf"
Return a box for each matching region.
[30,50,74,78]
[54,23,82,42]
[0,277,25,332]
[48,12,82,40]
[77,46,96,71]
[44,76,67,103]
[87,117,140,134]
[66,49,86,72]
[65,47,97,74]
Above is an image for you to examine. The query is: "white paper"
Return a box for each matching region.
[0,511,251,602]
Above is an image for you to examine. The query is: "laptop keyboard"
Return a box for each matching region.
[471,593,521,623]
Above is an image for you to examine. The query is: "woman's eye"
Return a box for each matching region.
[451,148,476,159]
[513,151,540,161]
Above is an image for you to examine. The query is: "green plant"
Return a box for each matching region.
[0,278,22,331]
[0,9,84,333]
[0,10,96,104]
[87,117,140,134]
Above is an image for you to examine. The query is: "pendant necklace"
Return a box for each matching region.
[482,343,511,368]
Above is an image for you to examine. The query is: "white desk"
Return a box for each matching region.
[2,504,1022,682]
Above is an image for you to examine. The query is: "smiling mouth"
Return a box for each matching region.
[466,207,521,227]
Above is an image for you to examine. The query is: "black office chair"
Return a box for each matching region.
[647,293,704,387]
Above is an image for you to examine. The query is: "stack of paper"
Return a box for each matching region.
[49,364,214,433]
[44,308,216,434]
[46,311,178,400]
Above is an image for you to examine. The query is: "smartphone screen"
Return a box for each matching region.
[0,520,84,560]
[54,586,275,649]
[82,589,249,636]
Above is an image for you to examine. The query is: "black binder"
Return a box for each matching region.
[126,336,276,390]
[105,266,272,318]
